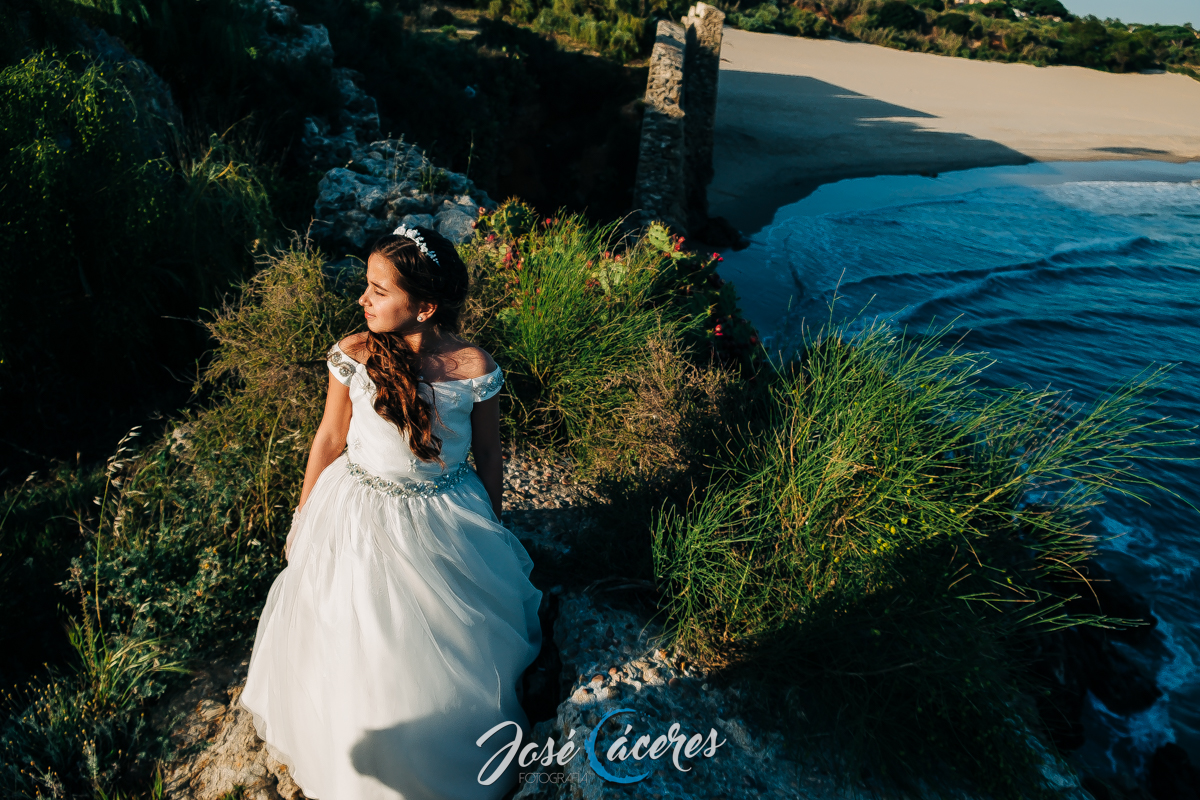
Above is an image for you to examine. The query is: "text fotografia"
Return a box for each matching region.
[519,772,580,785]
[476,708,726,785]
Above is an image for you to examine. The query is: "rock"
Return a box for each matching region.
[1061,559,1158,646]
[76,24,183,135]
[400,213,434,230]
[1079,628,1163,716]
[310,139,496,257]
[1149,743,1200,800]
[434,207,476,244]
[165,685,306,800]
[300,68,381,171]
[258,0,333,69]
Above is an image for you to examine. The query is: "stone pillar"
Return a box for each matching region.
[683,2,725,223]
[632,21,688,234]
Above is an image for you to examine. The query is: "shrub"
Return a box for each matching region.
[729,2,781,33]
[912,0,943,12]
[0,50,275,470]
[778,6,832,37]
[652,320,1189,797]
[465,210,699,448]
[978,0,1015,20]
[1013,0,1072,20]
[874,0,925,31]
[935,11,973,35]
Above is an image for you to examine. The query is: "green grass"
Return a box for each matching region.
[651,319,1192,798]
[463,205,745,461]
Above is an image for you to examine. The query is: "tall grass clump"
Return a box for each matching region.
[1,431,186,799]
[467,210,704,452]
[652,320,1191,798]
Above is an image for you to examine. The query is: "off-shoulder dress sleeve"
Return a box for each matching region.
[326,342,359,387]
[471,367,505,402]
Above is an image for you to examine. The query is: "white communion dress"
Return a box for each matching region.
[240,341,543,800]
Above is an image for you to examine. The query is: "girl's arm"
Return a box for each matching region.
[470,394,504,519]
[297,371,353,513]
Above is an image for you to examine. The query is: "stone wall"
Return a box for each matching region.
[631,3,726,238]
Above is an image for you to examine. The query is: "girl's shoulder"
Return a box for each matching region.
[443,342,497,381]
[336,332,370,364]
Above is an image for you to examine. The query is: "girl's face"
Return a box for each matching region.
[360,253,436,333]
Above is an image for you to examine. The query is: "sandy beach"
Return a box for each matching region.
[711,28,1200,235]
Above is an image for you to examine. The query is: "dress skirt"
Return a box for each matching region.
[240,453,543,800]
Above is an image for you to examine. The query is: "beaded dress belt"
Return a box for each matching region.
[345,459,473,498]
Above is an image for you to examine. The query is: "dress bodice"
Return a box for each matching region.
[326,341,504,492]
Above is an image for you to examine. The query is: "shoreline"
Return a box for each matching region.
[714,159,1200,337]
[710,28,1200,237]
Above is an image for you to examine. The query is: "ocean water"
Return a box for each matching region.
[726,162,1200,779]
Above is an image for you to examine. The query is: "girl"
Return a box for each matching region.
[241,225,542,799]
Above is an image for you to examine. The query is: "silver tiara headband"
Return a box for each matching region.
[392,225,440,266]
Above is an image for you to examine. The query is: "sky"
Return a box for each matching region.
[1065,0,1196,25]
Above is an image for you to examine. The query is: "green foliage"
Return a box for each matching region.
[652,320,1191,797]
[466,211,698,446]
[0,49,276,468]
[936,11,973,36]
[728,2,782,33]
[1,434,185,798]
[728,1,831,38]
[485,0,662,61]
[978,1,1015,20]
[489,198,540,239]
[529,0,648,61]
[0,466,105,691]
[874,0,925,31]
[1013,0,1071,20]
[1,250,361,797]
[0,665,169,798]
[81,250,364,653]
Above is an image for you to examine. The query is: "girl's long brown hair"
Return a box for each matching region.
[362,227,469,464]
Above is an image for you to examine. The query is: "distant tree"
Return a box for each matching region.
[912,0,945,12]
[978,1,1015,20]
[935,11,973,35]
[875,0,925,30]
[1013,0,1073,20]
